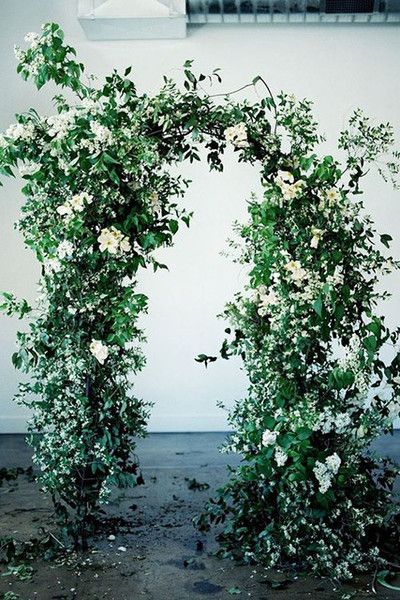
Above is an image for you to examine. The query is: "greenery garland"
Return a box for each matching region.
[199,99,400,579]
[0,25,399,580]
[0,23,273,548]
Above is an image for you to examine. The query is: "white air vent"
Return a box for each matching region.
[78,0,400,39]
[187,0,400,23]
[78,0,186,39]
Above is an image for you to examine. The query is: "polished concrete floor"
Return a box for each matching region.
[0,432,399,600]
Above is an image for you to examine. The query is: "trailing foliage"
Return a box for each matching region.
[0,24,276,547]
[198,96,400,579]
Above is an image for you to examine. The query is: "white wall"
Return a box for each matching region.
[0,1,399,432]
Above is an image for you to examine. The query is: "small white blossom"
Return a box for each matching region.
[262,429,278,447]
[224,123,249,148]
[284,260,307,286]
[275,447,288,467]
[89,339,109,365]
[57,240,74,259]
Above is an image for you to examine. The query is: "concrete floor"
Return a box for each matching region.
[0,432,399,600]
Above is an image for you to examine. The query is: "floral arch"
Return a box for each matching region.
[1,23,400,579]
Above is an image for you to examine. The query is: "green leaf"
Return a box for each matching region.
[313,296,323,317]
[195,354,217,368]
[380,234,392,248]
[169,220,179,234]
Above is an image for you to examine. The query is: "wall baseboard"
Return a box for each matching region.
[0,413,231,434]
[2,414,398,434]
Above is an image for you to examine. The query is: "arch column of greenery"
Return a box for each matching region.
[0,24,273,549]
[0,24,399,578]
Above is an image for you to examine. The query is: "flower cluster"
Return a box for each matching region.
[224,122,249,148]
[313,453,341,494]
[57,192,93,218]
[98,226,131,255]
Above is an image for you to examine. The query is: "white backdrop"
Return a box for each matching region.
[0,1,399,432]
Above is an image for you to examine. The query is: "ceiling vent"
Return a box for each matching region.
[78,0,400,39]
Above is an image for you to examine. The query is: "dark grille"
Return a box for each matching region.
[185,0,398,20]
[325,0,374,12]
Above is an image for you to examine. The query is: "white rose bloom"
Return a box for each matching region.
[89,339,109,365]
[57,240,74,259]
[262,429,278,447]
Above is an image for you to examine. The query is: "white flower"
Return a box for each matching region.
[57,240,74,259]
[325,453,341,474]
[44,258,61,274]
[121,275,134,288]
[98,227,130,255]
[258,287,279,316]
[274,172,303,201]
[325,187,340,205]
[149,191,162,213]
[275,447,288,467]
[69,194,85,212]
[275,170,294,184]
[314,453,341,494]
[98,227,120,254]
[47,113,74,140]
[90,121,113,145]
[262,429,278,447]
[14,45,25,62]
[284,260,307,286]
[24,32,40,47]
[119,237,131,253]
[0,135,7,149]
[5,122,35,141]
[19,162,40,177]
[310,227,324,249]
[224,123,249,148]
[90,339,109,365]
[56,203,73,217]
[57,192,92,218]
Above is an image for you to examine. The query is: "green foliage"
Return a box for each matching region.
[1,23,400,578]
[200,90,400,579]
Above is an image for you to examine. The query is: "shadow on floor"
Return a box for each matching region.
[0,432,399,600]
